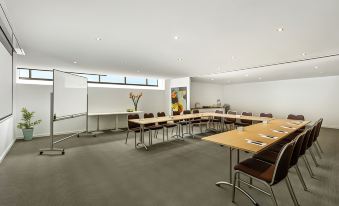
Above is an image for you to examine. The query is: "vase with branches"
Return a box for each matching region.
[129,92,142,111]
[17,107,42,141]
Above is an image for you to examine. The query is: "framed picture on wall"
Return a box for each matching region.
[171,87,187,113]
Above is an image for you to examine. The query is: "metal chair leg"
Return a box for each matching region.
[309,148,319,167]
[302,156,315,178]
[166,127,169,141]
[285,175,300,206]
[313,144,322,159]
[267,184,278,206]
[316,140,324,153]
[295,164,308,191]
[162,128,165,142]
[134,133,137,148]
[232,172,238,203]
[125,130,129,144]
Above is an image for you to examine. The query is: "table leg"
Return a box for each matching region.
[216,147,258,205]
[136,124,148,150]
[111,115,123,132]
[90,115,104,135]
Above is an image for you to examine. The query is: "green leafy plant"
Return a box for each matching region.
[17,108,42,129]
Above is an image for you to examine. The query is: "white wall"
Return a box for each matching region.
[0,54,15,163]
[14,83,168,138]
[191,81,224,108]
[223,76,339,129]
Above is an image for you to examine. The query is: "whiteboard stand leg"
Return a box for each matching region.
[39,92,65,156]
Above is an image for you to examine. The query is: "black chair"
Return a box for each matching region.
[312,118,324,158]
[235,112,253,127]
[126,114,149,147]
[232,140,299,206]
[224,110,237,130]
[191,109,209,135]
[157,112,177,141]
[178,110,192,136]
[288,114,305,133]
[260,113,273,118]
[144,113,164,145]
[211,110,223,131]
[254,131,309,191]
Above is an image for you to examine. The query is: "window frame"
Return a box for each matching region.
[17,68,159,87]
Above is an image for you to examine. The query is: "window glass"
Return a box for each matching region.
[100,75,125,84]
[31,70,53,79]
[18,68,29,78]
[147,79,158,86]
[126,77,146,85]
[76,74,99,82]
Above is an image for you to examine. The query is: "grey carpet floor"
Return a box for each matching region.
[0,128,338,206]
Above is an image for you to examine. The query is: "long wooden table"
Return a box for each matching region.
[128,112,275,150]
[202,118,310,205]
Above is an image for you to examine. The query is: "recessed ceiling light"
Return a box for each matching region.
[210,78,214,81]
[96,37,102,41]
[258,77,262,80]
[302,52,306,56]
[177,58,183,61]
[314,66,319,69]
[73,61,77,64]
[231,56,236,60]
[173,36,179,40]
[245,74,249,77]
[277,27,284,32]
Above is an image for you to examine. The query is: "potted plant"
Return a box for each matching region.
[17,108,42,141]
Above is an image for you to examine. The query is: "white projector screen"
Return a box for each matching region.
[0,38,13,122]
[53,70,87,118]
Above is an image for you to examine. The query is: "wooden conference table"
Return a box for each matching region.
[128,112,274,150]
[203,118,310,205]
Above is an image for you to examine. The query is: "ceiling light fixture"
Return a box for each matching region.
[137,70,140,73]
[258,77,262,80]
[277,27,284,32]
[96,37,102,41]
[173,36,179,40]
[302,52,306,56]
[211,78,214,81]
[73,61,77,64]
[231,56,235,60]
[245,74,249,77]
[314,66,319,69]
[177,58,183,61]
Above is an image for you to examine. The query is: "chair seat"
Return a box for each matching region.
[191,119,201,124]
[164,123,177,128]
[179,120,190,125]
[253,150,278,164]
[234,158,275,183]
[130,127,149,133]
[224,120,235,124]
[147,125,163,130]
[200,119,209,123]
[235,122,251,127]
[212,119,221,122]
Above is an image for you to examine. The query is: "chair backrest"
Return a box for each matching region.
[307,122,318,149]
[192,109,201,120]
[289,131,306,167]
[173,111,180,116]
[287,114,305,121]
[299,128,312,156]
[128,114,140,129]
[241,112,253,124]
[157,112,165,117]
[214,110,223,120]
[226,110,237,122]
[260,113,273,118]
[157,112,167,125]
[183,110,191,115]
[271,141,296,185]
[314,118,323,142]
[144,113,155,127]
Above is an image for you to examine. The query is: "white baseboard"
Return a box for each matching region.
[0,138,15,164]
[16,130,86,139]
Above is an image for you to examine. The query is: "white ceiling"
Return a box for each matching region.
[3,0,339,80]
